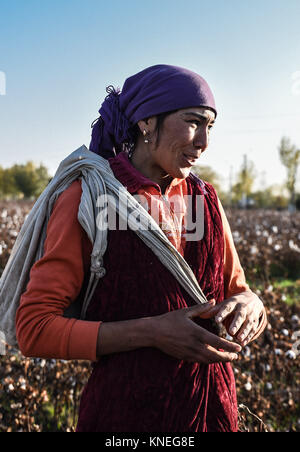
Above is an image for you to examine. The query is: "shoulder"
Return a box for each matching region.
[55,179,82,207]
[52,179,83,217]
[49,179,83,228]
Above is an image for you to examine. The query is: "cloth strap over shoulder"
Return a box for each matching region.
[0,145,208,348]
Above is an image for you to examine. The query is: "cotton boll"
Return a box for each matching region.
[285,350,297,360]
[281,329,289,337]
[244,382,252,391]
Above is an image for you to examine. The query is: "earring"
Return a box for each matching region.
[143,129,149,144]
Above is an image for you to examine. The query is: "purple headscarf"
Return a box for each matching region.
[89,64,217,159]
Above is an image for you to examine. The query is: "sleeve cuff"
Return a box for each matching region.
[67,320,101,361]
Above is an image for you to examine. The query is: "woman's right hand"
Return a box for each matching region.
[152,300,242,364]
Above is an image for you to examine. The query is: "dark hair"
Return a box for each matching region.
[155,110,178,147]
[127,110,178,152]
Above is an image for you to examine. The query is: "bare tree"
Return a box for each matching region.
[232,155,256,208]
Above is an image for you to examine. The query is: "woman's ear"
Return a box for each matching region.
[137,116,158,135]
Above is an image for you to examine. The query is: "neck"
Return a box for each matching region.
[129,145,172,194]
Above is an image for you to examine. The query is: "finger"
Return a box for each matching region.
[238,318,259,345]
[236,317,256,341]
[196,344,239,364]
[197,328,242,353]
[197,300,222,320]
[187,300,216,320]
[213,302,236,324]
[228,307,248,336]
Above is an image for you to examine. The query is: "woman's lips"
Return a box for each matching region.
[181,154,198,167]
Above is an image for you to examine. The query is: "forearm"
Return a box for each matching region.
[96,303,242,364]
[96,316,155,358]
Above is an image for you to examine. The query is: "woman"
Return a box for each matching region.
[16,64,267,432]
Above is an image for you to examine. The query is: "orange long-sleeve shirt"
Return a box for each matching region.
[15,178,254,361]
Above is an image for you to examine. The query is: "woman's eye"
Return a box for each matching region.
[188,120,201,127]
[187,120,214,130]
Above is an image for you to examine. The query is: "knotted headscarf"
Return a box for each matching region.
[89,64,217,159]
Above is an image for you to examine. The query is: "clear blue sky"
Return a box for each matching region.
[0,0,300,191]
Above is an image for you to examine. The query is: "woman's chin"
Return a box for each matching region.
[174,166,192,180]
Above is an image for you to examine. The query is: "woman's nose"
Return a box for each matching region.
[193,126,209,152]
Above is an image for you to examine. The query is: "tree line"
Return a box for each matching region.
[194,136,300,210]
[0,136,299,209]
[0,162,51,199]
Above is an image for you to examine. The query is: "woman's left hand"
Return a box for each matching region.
[211,291,265,347]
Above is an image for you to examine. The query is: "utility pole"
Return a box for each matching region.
[242,154,248,209]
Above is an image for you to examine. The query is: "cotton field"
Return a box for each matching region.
[0,202,299,432]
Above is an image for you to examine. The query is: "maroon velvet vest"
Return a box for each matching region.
[76,161,238,432]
